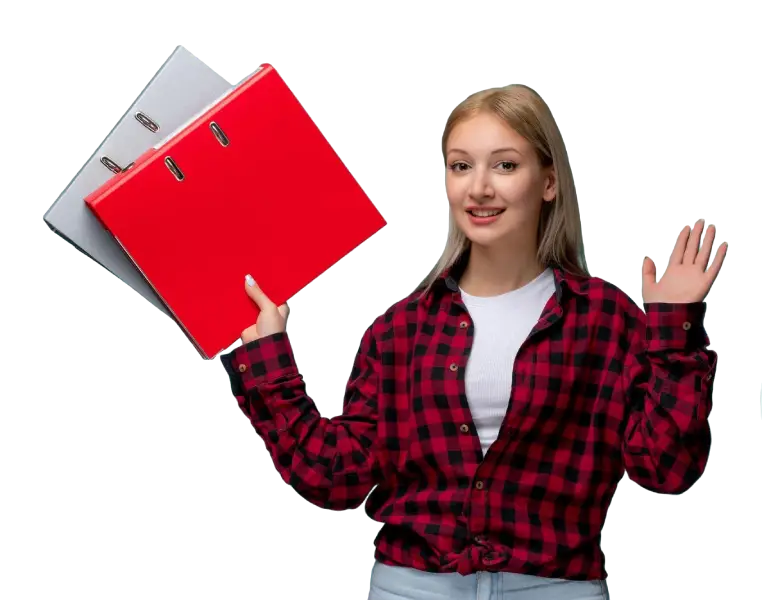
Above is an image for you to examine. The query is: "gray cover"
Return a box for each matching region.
[43,45,232,316]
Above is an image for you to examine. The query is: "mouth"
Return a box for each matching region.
[466,208,505,217]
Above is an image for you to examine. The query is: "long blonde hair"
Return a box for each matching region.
[416,84,589,297]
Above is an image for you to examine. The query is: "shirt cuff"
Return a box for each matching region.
[643,302,709,352]
[219,331,299,395]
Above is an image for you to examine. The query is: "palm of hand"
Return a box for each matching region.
[642,219,727,304]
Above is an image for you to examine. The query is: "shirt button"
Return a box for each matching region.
[449,362,459,372]
[460,424,469,433]
[475,480,484,490]
[683,321,692,331]
[459,320,468,329]
[238,364,247,373]
[474,535,485,543]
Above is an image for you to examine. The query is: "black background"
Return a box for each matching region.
[35,39,744,599]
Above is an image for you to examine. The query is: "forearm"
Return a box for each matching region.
[221,330,381,509]
[621,302,716,494]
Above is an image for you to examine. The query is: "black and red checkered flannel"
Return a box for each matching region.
[220,252,716,580]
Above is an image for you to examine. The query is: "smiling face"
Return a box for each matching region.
[445,111,556,251]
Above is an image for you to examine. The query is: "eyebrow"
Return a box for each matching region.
[447,147,523,156]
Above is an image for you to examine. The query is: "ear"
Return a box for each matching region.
[542,166,557,202]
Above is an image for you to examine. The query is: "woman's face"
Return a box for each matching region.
[445,112,555,250]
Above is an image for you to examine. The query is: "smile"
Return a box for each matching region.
[466,209,505,217]
[465,208,505,226]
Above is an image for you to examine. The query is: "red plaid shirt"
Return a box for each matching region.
[220,253,716,580]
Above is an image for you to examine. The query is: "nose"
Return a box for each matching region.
[467,165,494,201]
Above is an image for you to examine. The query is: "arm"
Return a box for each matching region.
[620,300,717,494]
[219,325,384,510]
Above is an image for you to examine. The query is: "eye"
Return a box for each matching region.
[448,161,469,172]
[497,161,517,171]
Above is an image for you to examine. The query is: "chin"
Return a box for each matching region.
[455,217,509,247]
[466,232,507,249]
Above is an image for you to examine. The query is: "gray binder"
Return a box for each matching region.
[43,45,232,316]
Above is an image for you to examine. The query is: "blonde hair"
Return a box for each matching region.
[416,84,589,297]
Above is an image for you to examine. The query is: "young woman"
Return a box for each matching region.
[220,84,727,600]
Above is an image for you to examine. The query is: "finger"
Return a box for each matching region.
[695,224,716,271]
[642,255,657,290]
[277,302,290,320]
[669,225,691,266]
[244,274,277,310]
[683,219,705,264]
[705,241,728,286]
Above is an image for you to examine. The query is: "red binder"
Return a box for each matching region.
[84,64,387,359]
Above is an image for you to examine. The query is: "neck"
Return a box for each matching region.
[458,241,545,297]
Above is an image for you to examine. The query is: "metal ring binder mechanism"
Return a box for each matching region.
[163,123,230,181]
[164,157,184,181]
[210,122,229,146]
[135,111,160,133]
[100,111,161,174]
[100,156,124,174]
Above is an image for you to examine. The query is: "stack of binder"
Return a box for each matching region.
[43,46,387,359]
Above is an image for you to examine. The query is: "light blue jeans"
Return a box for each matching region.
[368,561,610,600]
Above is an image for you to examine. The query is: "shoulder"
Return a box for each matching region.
[568,270,644,325]
[361,288,426,343]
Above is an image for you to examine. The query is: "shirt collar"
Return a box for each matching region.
[423,247,590,303]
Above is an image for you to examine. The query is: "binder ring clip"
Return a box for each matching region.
[164,156,184,181]
[100,157,136,175]
[210,122,229,147]
[135,111,160,133]
[100,156,123,174]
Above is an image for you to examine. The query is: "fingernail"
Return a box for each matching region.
[245,274,255,287]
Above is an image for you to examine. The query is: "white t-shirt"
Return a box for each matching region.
[459,268,555,458]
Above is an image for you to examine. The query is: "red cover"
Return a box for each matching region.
[85,64,386,359]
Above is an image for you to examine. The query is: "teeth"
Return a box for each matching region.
[470,209,502,217]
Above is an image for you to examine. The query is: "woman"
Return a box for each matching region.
[220,84,727,600]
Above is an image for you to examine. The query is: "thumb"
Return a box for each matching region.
[277,302,290,320]
[642,256,657,289]
[244,274,276,310]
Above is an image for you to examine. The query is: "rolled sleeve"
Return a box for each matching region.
[644,302,710,352]
[220,331,299,396]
